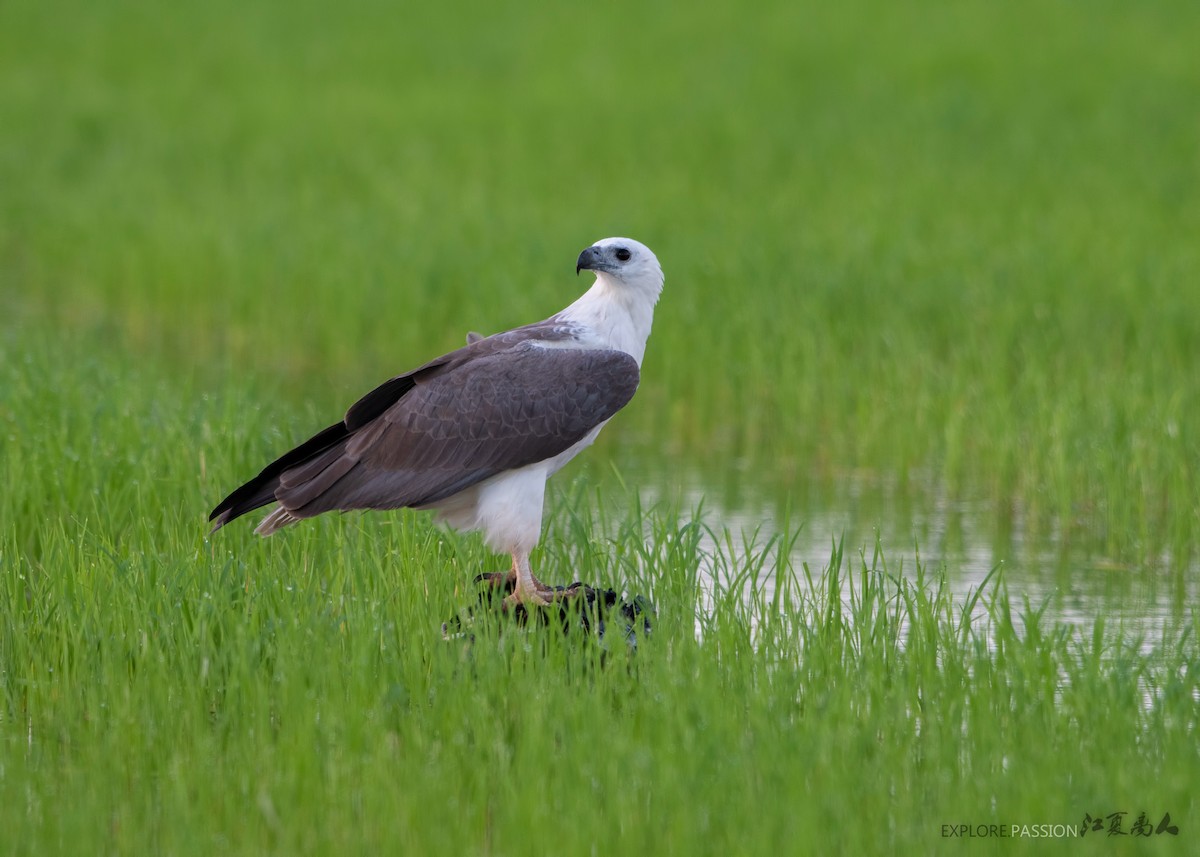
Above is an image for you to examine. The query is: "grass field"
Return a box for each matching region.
[3,0,1199,853]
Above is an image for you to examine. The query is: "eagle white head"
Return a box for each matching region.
[562,237,663,366]
[576,237,664,304]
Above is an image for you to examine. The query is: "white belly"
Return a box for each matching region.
[424,421,608,554]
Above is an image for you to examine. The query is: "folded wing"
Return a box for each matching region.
[208,343,639,532]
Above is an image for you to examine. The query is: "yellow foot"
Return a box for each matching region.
[503,580,584,611]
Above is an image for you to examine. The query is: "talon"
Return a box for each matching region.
[475,571,516,592]
[506,583,554,608]
[502,581,585,609]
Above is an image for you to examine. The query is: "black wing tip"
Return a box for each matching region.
[205,419,352,535]
[208,498,230,523]
[207,496,248,533]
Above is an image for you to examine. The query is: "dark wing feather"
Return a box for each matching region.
[343,373,420,431]
[340,321,572,431]
[208,329,548,531]
[276,346,639,518]
[208,421,349,529]
[208,337,639,531]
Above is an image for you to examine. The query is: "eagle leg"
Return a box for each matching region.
[503,550,581,608]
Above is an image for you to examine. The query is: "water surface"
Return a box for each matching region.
[635,471,1196,649]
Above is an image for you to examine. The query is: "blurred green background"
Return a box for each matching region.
[4,0,1197,565]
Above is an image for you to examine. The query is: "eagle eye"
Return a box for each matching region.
[615,248,632,262]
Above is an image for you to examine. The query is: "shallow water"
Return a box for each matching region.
[637,475,1196,649]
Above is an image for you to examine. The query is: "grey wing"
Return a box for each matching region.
[272,346,640,519]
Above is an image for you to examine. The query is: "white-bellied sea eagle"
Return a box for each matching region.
[209,238,663,606]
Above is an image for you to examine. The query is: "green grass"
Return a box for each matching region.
[3,0,1198,560]
[3,0,1200,853]
[3,331,1198,855]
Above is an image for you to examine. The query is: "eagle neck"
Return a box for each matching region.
[557,274,659,366]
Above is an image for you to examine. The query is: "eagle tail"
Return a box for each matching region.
[208,421,351,532]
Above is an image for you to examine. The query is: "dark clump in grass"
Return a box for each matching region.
[442,573,655,651]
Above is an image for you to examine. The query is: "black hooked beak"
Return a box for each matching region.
[576,245,603,275]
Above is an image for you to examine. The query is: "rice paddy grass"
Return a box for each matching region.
[3,331,1198,854]
[3,0,1199,853]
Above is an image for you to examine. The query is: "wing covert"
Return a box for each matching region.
[276,346,639,515]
